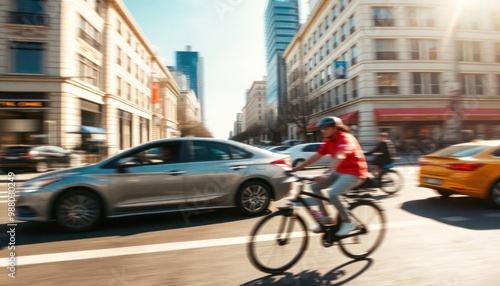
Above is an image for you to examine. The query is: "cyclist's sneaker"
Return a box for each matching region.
[309,225,324,233]
[335,221,358,236]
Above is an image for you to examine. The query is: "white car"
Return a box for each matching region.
[279,143,331,168]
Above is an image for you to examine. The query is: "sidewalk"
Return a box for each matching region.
[394,153,422,166]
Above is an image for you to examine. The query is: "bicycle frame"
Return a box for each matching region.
[284,178,369,241]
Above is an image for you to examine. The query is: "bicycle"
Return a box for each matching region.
[364,156,404,195]
[247,173,386,274]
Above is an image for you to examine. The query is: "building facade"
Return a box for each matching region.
[0,0,179,155]
[284,0,500,151]
[243,79,267,131]
[175,46,205,122]
[265,0,300,141]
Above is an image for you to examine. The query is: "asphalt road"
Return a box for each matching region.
[0,166,499,286]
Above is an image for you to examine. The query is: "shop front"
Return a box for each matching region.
[0,92,49,146]
[374,108,500,153]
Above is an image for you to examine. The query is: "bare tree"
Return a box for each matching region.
[285,95,315,141]
[178,120,213,137]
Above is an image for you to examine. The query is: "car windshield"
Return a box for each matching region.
[437,145,490,157]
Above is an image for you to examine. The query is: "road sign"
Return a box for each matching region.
[334,61,347,79]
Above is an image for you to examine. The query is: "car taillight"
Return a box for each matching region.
[445,163,484,171]
[22,151,39,158]
[418,161,430,166]
[271,158,291,169]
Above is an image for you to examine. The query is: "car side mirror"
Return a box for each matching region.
[116,157,141,168]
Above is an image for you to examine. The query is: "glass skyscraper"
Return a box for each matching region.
[265,0,300,127]
[176,46,205,121]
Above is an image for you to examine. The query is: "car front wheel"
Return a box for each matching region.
[55,190,103,232]
[237,181,271,216]
[489,181,500,208]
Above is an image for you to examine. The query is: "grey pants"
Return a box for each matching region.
[311,171,364,221]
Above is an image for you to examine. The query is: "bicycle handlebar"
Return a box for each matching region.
[284,171,315,182]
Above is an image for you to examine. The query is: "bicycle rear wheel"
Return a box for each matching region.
[380,169,404,194]
[338,201,386,260]
[247,210,308,274]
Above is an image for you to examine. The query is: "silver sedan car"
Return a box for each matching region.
[16,138,292,232]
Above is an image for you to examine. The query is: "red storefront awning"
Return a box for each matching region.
[375,108,500,122]
[306,121,317,131]
[375,108,451,122]
[462,108,500,120]
[338,111,359,125]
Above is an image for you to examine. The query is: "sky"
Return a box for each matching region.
[122,0,309,139]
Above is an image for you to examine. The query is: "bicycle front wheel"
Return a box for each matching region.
[380,169,404,195]
[247,210,308,274]
[339,201,386,260]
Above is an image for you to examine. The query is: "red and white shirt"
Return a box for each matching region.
[317,131,368,178]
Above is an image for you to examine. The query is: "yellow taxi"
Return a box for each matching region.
[418,140,500,207]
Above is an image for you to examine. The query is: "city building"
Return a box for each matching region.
[264,0,300,141]
[234,113,243,136]
[175,46,205,122]
[0,0,180,155]
[243,79,267,131]
[284,0,500,151]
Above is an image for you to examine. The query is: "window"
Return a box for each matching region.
[498,75,500,95]
[331,6,339,22]
[408,7,435,27]
[303,143,320,152]
[341,24,347,41]
[117,19,122,34]
[373,8,394,27]
[340,0,346,11]
[192,141,250,162]
[413,73,440,94]
[116,76,122,95]
[494,11,500,31]
[95,0,104,16]
[377,73,399,94]
[327,65,332,81]
[342,82,348,102]
[349,16,355,34]
[333,33,339,48]
[457,41,481,62]
[460,11,480,30]
[78,55,100,87]
[79,16,101,50]
[335,87,340,105]
[351,45,358,65]
[127,83,131,100]
[11,42,44,74]
[410,40,437,60]
[10,0,48,25]
[375,39,397,60]
[460,74,484,95]
[352,77,358,98]
[320,70,326,85]
[496,43,500,62]
[117,46,121,64]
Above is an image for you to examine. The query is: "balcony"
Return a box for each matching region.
[9,12,49,26]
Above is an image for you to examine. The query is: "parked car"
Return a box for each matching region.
[0,145,73,173]
[16,138,293,232]
[418,140,500,207]
[267,145,291,153]
[280,142,331,167]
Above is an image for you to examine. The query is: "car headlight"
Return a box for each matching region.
[20,178,63,193]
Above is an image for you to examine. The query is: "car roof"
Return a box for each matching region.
[456,140,500,147]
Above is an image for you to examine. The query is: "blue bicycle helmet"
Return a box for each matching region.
[317,116,343,128]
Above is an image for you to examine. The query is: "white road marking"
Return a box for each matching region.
[1,219,437,267]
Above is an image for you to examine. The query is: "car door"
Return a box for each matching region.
[182,140,251,209]
[109,141,186,213]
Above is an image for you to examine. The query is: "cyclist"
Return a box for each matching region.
[289,116,368,235]
[364,132,397,179]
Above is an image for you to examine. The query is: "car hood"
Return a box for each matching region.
[29,165,93,181]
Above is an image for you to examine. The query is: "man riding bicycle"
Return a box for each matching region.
[289,116,368,235]
[364,132,397,179]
